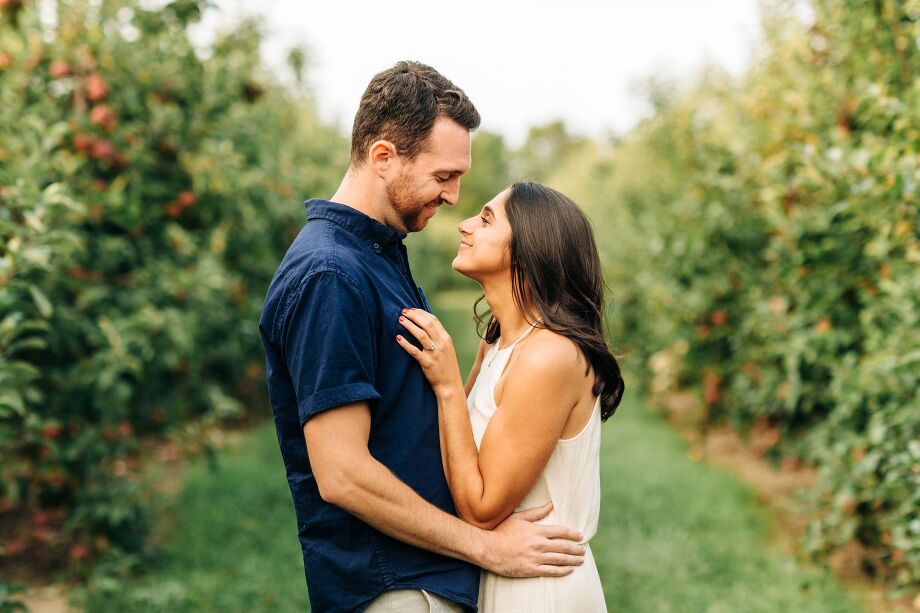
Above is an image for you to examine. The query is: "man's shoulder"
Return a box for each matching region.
[261,246,375,345]
[277,226,370,290]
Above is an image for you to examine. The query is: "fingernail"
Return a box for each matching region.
[399,316,405,322]
[402,308,408,313]
[396,335,403,341]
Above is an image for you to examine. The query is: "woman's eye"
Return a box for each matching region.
[480,216,489,224]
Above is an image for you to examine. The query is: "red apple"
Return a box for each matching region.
[177,190,196,207]
[73,132,95,153]
[49,59,73,78]
[41,424,61,440]
[86,73,108,101]
[90,104,117,131]
[70,543,90,561]
[91,139,114,161]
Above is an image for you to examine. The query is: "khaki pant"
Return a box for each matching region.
[364,589,466,612]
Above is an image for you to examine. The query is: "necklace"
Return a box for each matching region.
[487,320,542,367]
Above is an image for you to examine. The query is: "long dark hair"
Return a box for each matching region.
[474,182,625,421]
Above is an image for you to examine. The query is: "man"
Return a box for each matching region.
[259,61,585,613]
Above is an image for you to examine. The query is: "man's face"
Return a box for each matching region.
[386,116,472,232]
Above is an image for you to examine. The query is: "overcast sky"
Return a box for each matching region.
[193,1,762,146]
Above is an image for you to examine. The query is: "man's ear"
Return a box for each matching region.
[369,140,398,178]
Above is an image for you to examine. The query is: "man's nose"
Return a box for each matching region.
[440,177,460,206]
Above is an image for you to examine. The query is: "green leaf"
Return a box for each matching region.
[28,286,53,318]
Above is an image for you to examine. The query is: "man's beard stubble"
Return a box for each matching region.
[386,172,441,232]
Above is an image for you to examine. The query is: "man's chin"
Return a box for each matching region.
[408,218,428,232]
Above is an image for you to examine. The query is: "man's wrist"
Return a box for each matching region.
[467,524,495,570]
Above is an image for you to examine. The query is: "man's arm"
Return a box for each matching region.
[304,400,586,577]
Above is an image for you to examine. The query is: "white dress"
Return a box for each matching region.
[466,328,607,612]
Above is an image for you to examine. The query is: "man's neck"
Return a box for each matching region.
[330,168,394,228]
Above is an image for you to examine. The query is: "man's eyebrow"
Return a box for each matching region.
[433,168,467,176]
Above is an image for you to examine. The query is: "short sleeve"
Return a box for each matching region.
[282,270,381,426]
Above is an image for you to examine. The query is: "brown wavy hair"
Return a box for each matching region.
[474,182,625,421]
[350,61,480,166]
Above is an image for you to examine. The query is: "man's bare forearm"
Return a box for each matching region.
[330,452,491,567]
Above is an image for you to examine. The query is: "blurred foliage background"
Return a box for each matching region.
[0,0,917,608]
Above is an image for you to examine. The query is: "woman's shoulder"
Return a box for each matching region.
[517,328,584,374]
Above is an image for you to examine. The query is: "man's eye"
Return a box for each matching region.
[436,176,449,182]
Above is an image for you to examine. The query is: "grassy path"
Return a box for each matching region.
[76,398,863,612]
[75,297,865,612]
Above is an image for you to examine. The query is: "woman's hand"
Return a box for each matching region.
[395,308,464,395]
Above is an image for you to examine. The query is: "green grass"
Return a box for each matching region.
[78,426,309,612]
[75,294,864,612]
[592,396,860,612]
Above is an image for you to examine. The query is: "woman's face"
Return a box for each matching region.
[452,188,513,282]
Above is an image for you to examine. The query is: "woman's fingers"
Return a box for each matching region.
[402,308,445,339]
[395,334,422,358]
[398,314,432,348]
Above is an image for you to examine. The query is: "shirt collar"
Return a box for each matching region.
[304,199,406,253]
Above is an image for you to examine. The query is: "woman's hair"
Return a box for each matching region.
[474,181,625,421]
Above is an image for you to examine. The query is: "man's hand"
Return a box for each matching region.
[478,502,586,577]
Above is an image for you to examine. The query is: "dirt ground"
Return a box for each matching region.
[661,390,917,613]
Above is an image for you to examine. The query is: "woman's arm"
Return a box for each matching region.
[434,337,487,487]
[436,338,582,528]
[464,338,489,396]
[396,310,583,529]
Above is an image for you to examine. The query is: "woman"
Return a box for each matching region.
[396,181,624,612]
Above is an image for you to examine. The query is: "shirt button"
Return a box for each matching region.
[373,243,380,250]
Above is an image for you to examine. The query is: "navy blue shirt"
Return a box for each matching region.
[258,199,480,612]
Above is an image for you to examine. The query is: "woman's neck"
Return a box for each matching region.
[481,276,537,347]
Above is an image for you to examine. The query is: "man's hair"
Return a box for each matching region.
[350,61,480,167]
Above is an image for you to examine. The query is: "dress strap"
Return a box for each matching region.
[488,320,542,367]
[501,322,538,351]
